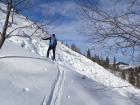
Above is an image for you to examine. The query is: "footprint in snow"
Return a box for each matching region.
[22,87,30,92]
[67,95,71,99]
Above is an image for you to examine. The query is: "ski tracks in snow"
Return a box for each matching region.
[42,64,65,105]
[0,56,65,105]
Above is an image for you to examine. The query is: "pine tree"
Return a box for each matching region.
[106,56,109,68]
[87,49,91,59]
[113,56,116,70]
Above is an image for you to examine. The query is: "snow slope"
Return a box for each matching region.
[0,2,140,105]
[1,40,140,105]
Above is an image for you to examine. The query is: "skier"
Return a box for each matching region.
[42,34,57,60]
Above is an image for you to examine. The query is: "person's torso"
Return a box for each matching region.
[49,37,57,47]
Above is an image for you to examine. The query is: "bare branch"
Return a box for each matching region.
[79,0,140,63]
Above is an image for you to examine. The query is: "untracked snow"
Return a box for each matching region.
[0,2,140,105]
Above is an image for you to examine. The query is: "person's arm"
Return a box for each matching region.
[41,36,51,40]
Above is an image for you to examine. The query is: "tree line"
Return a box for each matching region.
[66,43,140,88]
[87,48,140,88]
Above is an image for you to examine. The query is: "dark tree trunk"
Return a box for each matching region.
[0,2,12,49]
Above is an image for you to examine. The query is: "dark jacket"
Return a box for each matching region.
[42,36,57,47]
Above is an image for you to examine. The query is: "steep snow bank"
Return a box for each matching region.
[1,40,140,105]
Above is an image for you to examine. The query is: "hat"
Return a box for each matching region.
[52,34,55,37]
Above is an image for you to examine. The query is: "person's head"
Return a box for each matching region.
[52,34,55,37]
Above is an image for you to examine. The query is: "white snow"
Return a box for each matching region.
[0,2,140,105]
[119,64,140,70]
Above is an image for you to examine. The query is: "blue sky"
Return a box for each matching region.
[19,0,139,64]
[21,0,89,50]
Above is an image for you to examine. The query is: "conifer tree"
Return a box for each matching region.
[87,49,91,59]
[113,56,116,70]
[106,56,109,68]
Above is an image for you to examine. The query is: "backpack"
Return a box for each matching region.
[50,37,57,47]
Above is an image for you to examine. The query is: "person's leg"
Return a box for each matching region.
[52,47,56,60]
[47,46,51,58]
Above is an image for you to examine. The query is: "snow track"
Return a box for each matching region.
[0,56,52,63]
[0,56,65,105]
[42,65,65,105]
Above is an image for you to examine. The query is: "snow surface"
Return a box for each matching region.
[119,64,140,70]
[0,2,140,105]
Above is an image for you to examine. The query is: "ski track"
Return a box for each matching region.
[0,56,65,105]
[42,64,65,105]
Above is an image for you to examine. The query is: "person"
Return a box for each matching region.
[42,34,57,60]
